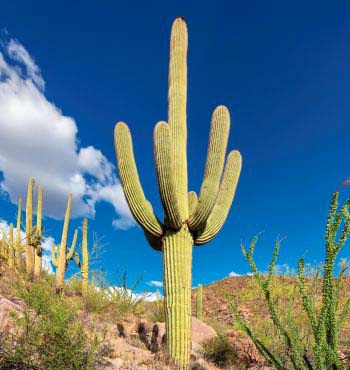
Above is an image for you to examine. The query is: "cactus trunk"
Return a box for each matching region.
[81,218,89,295]
[163,228,193,370]
[25,177,34,277]
[15,198,22,268]
[56,194,72,294]
[34,186,43,278]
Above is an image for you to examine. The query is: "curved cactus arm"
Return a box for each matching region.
[154,121,182,229]
[115,122,164,237]
[67,229,78,260]
[168,17,189,219]
[195,150,242,245]
[188,191,198,216]
[144,230,162,251]
[189,106,230,231]
[51,244,58,267]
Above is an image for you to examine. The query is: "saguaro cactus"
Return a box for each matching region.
[75,218,89,295]
[114,18,242,369]
[25,177,35,277]
[34,186,43,278]
[15,198,23,268]
[197,284,203,320]
[52,194,78,293]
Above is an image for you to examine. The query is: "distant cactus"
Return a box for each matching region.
[52,194,78,294]
[34,186,43,278]
[15,198,23,268]
[197,284,203,320]
[8,223,15,268]
[25,177,35,277]
[114,18,242,369]
[74,218,89,295]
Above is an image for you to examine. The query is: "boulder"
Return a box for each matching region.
[0,295,25,333]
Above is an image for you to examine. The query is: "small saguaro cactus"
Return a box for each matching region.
[8,224,15,268]
[25,177,35,276]
[74,218,89,295]
[114,18,242,369]
[15,198,23,268]
[52,194,78,294]
[34,186,43,278]
[196,284,203,320]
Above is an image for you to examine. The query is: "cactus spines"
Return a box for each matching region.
[34,186,43,278]
[15,198,22,268]
[54,194,77,293]
[75,218,89,295]
[114,18,242,369]
[197,284,203,320]
[25,177,35,277]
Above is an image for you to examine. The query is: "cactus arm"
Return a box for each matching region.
[144,230,162,251]
[15,198,22,267]
[188,191,198,216]
[168,18,189,219]
[67,229,78,260]
[195,150,242,245]
[114,122,163,237]
[51,244,58,267]
[25,177,35,276]
[189,106,230,230]
[154,121,182,229]
[34,186,43,277]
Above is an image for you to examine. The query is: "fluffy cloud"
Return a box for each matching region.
[228,271,240,277]
[146,280,163,288]
[0,37,134,228]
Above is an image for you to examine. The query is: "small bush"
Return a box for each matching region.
[201,335,237,368]
[0,279,103,370]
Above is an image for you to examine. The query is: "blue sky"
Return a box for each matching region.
[0,1,350,292]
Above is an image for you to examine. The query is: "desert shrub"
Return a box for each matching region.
[79,286,109,314]
[0,279,103,370]
[201,335,237,368]
[148,293,165,322]
[97,269,149,319]
[226,191,350,369]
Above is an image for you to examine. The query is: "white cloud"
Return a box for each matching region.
[0,37,135,229]
[228,271,240,277]
[146,280,163,288]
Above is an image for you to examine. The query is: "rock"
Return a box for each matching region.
[103,357,124,370]
[151,317,217,355]
[0,295,25,333]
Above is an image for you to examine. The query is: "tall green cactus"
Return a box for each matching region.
[74,218,89,295]
[15,198,23,268]
[25,177,35,277]
[114,18,242,369]
[52,194,78,294]
[34,186,43,278]
[196,284,203,320]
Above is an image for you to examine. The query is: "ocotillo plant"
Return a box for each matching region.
[52,194,78,294]
[196,284,203,320]
[34,186,43,278]
[226,191,350,370]
[25,177,35,277]
[114,18,242,369]
[74,218,89,295]
[15,198,22,268]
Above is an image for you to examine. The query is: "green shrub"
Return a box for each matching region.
[200,335,237,367]
[0,279,103,370]
[226,191,350,369]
